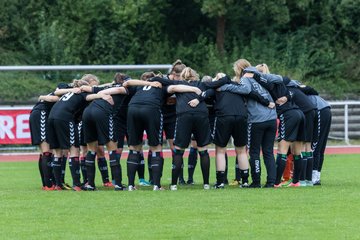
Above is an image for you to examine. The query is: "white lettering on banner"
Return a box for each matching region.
[0,116,15,139]
[16,114,30,139]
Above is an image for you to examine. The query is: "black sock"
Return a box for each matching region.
[52,157,63,187]
[48,154,55,185]
[199,150,210,185]
[306,152,314,181]
[80,157,87,184]
[38,154,45,187]
[109,150,122,186]
[41,152,53,187]
[187,147,198,181]
[151,152,163,188]
[240,169,249,184]
[235,157,241,181]
[293,155,302,183]
[61,156,67,184]
[179,165,185,182]
[171,149,184,185]
[97,157,110,183]
[275,153,287,185]
[85,151,96,187]
[216,171,225,185]
[138,152,145,179]
[250,158,261,184]
[300,152,307,181]
[127,150,140,186]
[147,150,153,182]
[224,153,228,183]
[69,157,81,187]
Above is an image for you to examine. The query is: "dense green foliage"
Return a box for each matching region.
[0,154,359,239]
[0,0,359,102]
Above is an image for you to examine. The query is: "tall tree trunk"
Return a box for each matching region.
[216,15,225,54]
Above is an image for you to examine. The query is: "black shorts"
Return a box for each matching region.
[297,109,316,142]
[174,112,211,148]
[48,118,79,149]
[213,115,248,147]
[115,117,128,148]
[127,106,163,146]
[278,109,305,142]
[163,115,176,140]
[82,106,117,145]
[29,109,49,145]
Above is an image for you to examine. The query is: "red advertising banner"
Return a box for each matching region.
[0,107,32,144]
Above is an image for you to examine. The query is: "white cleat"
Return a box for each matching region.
[153,185,165,191]
[203,184,210,190]
[170,185,178,191]
[128,185,137,191]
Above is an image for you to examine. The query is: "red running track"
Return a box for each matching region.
[0,146,359,162]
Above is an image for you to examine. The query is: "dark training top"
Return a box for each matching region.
[128,85,169,109]
[49,92,89,121]
[151,75,231,115]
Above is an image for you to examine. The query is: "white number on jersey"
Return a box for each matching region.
[60,92,74,101]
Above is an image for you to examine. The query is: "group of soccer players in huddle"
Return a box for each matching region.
[30,58,331,191]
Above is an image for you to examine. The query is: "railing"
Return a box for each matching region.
[0,64,172,71]
[328,101,360,145]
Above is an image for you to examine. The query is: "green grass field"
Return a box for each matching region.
[1,154,359,240]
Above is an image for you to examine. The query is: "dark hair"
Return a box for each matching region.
[114,72,131,84]
[140,72,156,81]
[170,59,186,76]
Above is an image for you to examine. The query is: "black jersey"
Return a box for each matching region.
[31,83,71,113]
[90,93,127,115]
[268,83,298,115]
[214,88,247,117]
[202,89,216,117]
[49,92,89,121]
[128,85,168,109]
[288,86,317,113]
[151,75,231,115]
[162,95,177,120]
[31,92,57,112]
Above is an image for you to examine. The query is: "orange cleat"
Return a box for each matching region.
[103,182,114,187]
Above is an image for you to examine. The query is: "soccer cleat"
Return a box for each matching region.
[153,185,165,191]
[54,185,64,191]
[300,180,307,187]
[203,184,210,190]
[263,183,275,188]
[213,183,225,189]
[178,178,186,185]
[240,182,249,188]
[313,180,321,186]
[274,183,282,188]
[128,185,137,191]
[43,185,55,191]
[84,184,96,191]
[249,182,262,188]
[281,179,292,186]
[229,179,240,186]
[114,184,127,191]
[72,186,82,192]
[170,185,178,191]
[62,183,72,190]
[305,180,313,187]
[139,179,151,186]
[288,182,301,187]
[103,181,114,187]
[186,179,195,185]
